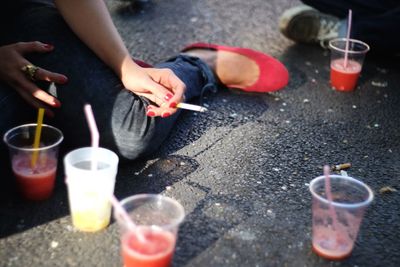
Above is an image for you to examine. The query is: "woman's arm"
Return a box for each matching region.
[55,0,128,78]
[54,0,184,116]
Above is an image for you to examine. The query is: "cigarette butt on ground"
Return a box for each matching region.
[176,103,208,112]
[331,163,352,171]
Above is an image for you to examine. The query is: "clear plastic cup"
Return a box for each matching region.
[115,194,185,267]
[3,123,63,201]
[309,175,374,260]
[329,38,370,91]
[64,147,119,232]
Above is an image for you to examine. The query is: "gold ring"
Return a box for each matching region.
[21,64,39,81]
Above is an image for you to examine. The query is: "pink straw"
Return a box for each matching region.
[324,165,339,232]
[109,195,146,243]
[83,104,99,170]
[84,104,99,148]
[109,195,137,231]
[343,9,353,68]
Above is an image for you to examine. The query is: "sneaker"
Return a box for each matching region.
[279,4,341,48]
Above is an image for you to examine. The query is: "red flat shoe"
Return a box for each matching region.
[134,58,152,68]
[182,42,289,93]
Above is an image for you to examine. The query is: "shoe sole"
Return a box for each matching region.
[279,5,320,43]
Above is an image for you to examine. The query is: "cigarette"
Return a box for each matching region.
[176,103,208,112]
[331,163,351,171]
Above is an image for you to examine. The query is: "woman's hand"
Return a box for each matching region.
[0,42,68,116]
[121,60,186,118]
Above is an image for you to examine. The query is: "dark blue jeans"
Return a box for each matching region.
[302,0,400,54]
[0,4,217,162]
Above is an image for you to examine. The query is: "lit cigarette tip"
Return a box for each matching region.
[176,103,208,112]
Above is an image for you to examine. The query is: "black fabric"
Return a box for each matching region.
[0,0,55,44]
[302,0,400,54]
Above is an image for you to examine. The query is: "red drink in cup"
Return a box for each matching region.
[115,194,185,267]
[122,226,175,267]
[12,154,57,200]
[328,38,369,92]
[3,124,63,201]
[330,58,362,91]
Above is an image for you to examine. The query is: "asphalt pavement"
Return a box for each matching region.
[1,0,399,266]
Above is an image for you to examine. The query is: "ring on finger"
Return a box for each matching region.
[21,64,39,81]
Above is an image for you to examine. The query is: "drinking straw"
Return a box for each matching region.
[343,9,353,68]
[83,104,99,170]
[109,195,146,243]
[31,108,45,168]
[83,104,99,148]
[324,165,339,231]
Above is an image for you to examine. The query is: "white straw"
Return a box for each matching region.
[177,103,208,112]
[343,9,352,68]
[83,104,99,170]
[109,195,146,243]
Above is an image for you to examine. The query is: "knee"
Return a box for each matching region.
[110,115,161,161]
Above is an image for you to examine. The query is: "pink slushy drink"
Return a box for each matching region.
[3,123,63,201]
[12,154,57,200]
[328,38,369,92]
[330,58,362,91]
[115,194,185,267]
[122,226,175,267]
[309,175,373,260]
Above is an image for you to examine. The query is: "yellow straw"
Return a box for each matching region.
[31,108,45,168]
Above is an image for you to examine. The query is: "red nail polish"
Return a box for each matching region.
[161,112,171,118]
[147,111,156,117]
[61,76,68,83]
[169,102,177,108]
[164,93,173,101]
[44,44,54,49]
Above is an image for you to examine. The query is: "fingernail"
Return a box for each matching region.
[53,101,61,108]
[146,105,153,111]
[161,112,171,118]
[44,44,54,49]
[61,76,68,83]
[169,102,177,108]
[146,111,156,117]
[164,93,173,101]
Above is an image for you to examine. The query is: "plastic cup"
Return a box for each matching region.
[309,175,374,260]
[329,38,370,91]
[64,147,118,232]
[115,194,185,267]
[3,123,63,201]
